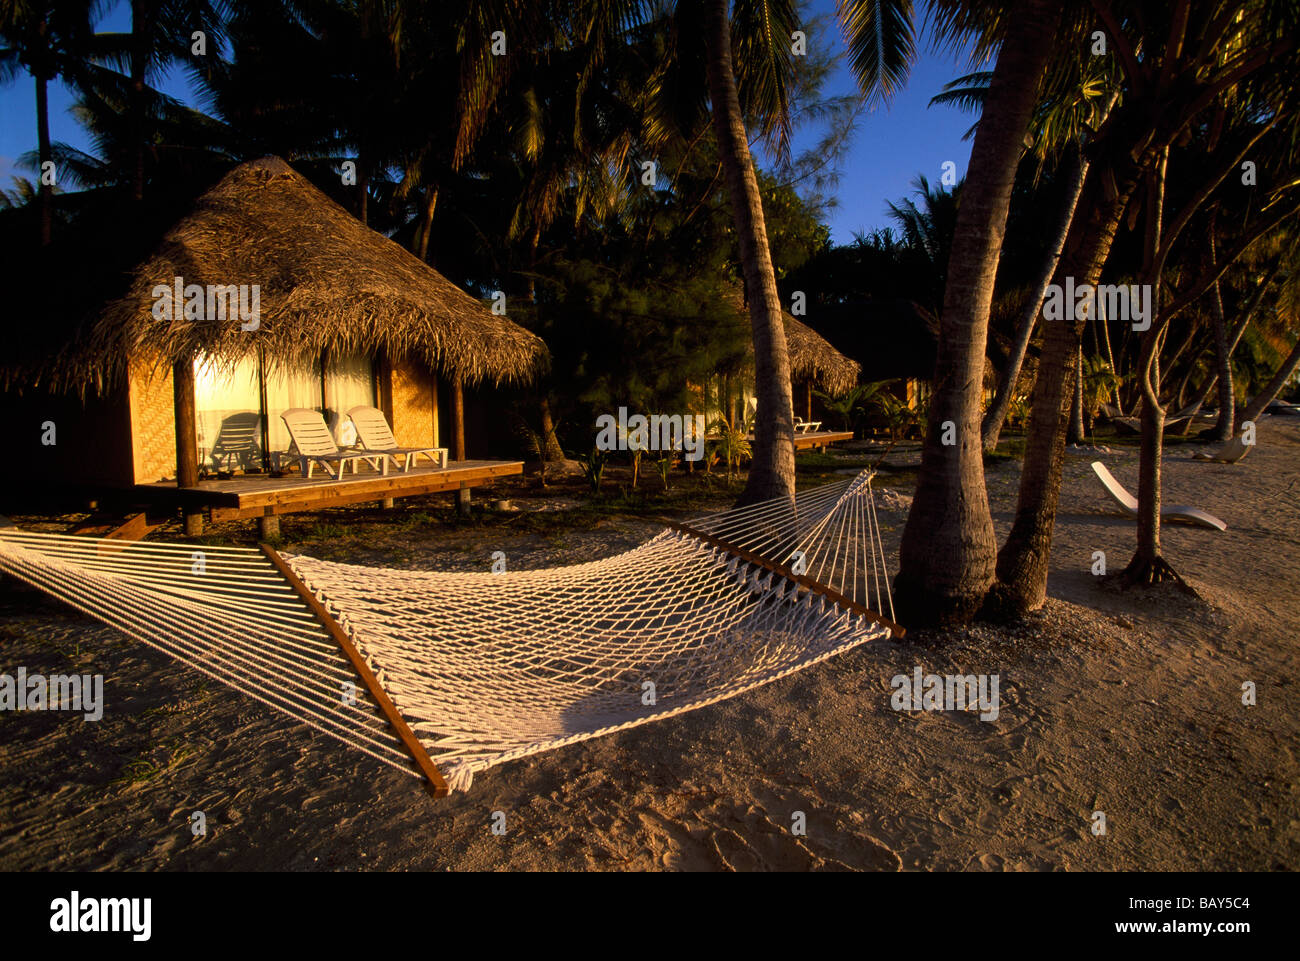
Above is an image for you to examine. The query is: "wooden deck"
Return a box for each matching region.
[137,459,522,521]
[792,430,854,451]
[703,430,854,452]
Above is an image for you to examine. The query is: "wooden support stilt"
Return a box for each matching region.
[451,375,470,515]
[259,544,450,797]
[663,520,905,638]
[173,358,204,536]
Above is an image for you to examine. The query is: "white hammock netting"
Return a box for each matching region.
[0,471,896,793]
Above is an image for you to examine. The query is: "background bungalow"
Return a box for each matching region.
[698,292,861,433]
[2,157,547,527]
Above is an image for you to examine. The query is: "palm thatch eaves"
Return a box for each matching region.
[69,156,549,391]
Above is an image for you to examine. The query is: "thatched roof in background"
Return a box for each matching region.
[731,293,861,395]
[62,157,548,390]
[781,313,862,395]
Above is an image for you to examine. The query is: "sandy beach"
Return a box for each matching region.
[1,417,1297,871]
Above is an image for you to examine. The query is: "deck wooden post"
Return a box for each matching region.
[451,374,470,515]
[173,358,203,535]
[806,381,813,422]
[258,514,280,539]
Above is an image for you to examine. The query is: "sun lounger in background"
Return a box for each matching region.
[281,408,388,480]
[793,416,822,433]
[1192,435,1253,464]
[1090,461,1227,531]
[1103,401,1205,435]
[348,405,448,472]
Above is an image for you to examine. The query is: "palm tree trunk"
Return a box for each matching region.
[451,373,470,514]
[524,224,564,462]
[1122,363,1167,582]
[982,144,1087,451]
[1123,331,1186,586]
[416,185,439,262]
[1097,297,1120,412]
[1239,336,1300,427]
[705,0,795,507]
[1208,274,1235,441]
[35,71,52,246]
[130,0,148,203]
[1127,148,1175,585]
[1068,346,1086,443]
[538,396,564,462]
[526,223,541,303]
[894,0,1058,625]
[1196,252,1277,436]
[993,152,1146,613]
[357,160,369,226]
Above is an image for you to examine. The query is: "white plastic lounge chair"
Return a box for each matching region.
[347,405,448,472]
[1090,461,1227,531]
[280,408,388,480]
[1192,435,1252,464]
[793,417,822,433]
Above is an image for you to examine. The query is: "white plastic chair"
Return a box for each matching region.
[347,406,448,472]
[1090,461,1226,531]
[1192,435,1252,464]
[280,408,388,479]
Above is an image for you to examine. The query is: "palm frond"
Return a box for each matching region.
[836,0,915,104]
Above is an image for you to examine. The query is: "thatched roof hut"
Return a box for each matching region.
[73,156,548,391]
[729,293,861,395]
[780,313,861,395]
[2,157,553,502]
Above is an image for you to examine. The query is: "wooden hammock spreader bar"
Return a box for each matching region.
[662,521,906,639]
[259,543,450,797]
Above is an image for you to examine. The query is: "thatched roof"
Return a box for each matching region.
[781,313,861,395]
[731,293,861,395]
[69,157,548,390]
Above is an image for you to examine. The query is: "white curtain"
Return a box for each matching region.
[324,353,376,448]
[265,359,323,457]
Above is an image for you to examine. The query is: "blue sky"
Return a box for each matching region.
[0,0,979,244]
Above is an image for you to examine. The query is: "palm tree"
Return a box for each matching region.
[0,0,101,244]
[704,0,799,505]
[838,0,1064,624]
[950,54,1121,451]
[885,174,959,316]
[107,0,226,202]
[997,0,1300,608]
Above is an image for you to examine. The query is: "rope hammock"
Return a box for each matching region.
[0,470,899,794]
